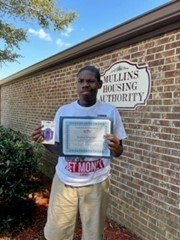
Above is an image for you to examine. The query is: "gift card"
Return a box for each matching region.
[41,120,55,144]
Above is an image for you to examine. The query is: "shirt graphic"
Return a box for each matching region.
[65,158,105,176]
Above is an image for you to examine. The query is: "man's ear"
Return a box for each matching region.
[98,80,103,89]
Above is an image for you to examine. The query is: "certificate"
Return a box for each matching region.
[59,117,112,158]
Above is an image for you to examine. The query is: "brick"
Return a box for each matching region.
[155,49,175,58]
[147,45,164,54]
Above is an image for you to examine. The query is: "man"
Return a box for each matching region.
[32,65,127,240]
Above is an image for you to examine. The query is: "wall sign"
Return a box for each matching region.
[98,60,151,110]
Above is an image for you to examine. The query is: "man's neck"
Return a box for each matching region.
[78,99,97,107]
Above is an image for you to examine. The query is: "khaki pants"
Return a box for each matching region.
[44,174,110,240]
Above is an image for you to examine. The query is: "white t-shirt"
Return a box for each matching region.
[54,100,127,186]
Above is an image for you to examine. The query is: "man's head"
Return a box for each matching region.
[76,66,102,107]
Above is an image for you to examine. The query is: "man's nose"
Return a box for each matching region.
[82,80,90,87]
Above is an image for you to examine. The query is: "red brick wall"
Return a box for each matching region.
[1,29,179,240]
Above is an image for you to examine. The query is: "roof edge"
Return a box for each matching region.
[1,1,179,85]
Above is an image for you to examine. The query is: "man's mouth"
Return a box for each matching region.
[81,90,91,95]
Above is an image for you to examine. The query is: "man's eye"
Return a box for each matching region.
[89,80,96,83]
[77,79,96,84]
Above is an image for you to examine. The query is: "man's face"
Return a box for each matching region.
[76,70,102,106]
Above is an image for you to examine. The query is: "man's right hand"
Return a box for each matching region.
[31,125,44,143]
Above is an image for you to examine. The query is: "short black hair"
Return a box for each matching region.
[77,66,101,81]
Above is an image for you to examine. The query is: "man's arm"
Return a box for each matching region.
[113,140,123,157]
[44,142,59,156]
[105,134,124,157]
